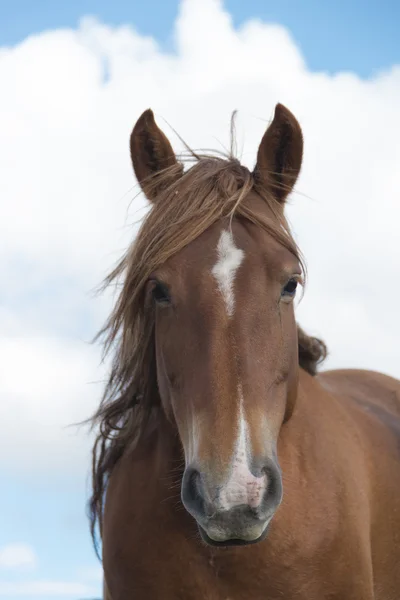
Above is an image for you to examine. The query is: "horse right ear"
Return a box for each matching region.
[130,109,183,202]
[253,104,303,205]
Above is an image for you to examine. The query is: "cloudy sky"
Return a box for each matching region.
[1,0,399,598]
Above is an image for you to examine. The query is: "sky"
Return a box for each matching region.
[0,1,399,598]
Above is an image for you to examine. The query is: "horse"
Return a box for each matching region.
[90,104,400,599]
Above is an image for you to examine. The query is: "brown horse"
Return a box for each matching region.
[90,104,400,599]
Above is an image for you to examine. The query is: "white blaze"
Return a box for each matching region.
[211,229,266,510]
[212,229,244,317]
[218,386,267,511]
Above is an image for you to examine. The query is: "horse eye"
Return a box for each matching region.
[282,278,298,298]
[152,281,171,305]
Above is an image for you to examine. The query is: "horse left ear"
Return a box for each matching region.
[253,103,303,204]
[130,109,183,202]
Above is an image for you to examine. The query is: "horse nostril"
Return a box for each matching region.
[181,467,204,518]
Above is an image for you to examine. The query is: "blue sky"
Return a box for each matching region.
[1,2,399,600]
[1,0,399,76]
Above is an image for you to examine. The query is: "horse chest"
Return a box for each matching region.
[104,528,339,600]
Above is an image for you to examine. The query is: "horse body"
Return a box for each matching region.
[92,105,400,599]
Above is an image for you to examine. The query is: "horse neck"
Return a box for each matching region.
[278,368,330,471]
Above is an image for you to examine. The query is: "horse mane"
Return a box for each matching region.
[297,325,327,376]
[88,148,327,556]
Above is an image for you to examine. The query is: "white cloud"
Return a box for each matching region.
[0,548,101,597]
[0,544,37,570]
[0,336,104,473]
[0,0,399,473]
[77,565,103,582]
[0,579,97,597]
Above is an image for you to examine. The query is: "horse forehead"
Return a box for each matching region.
[185,221,258,269]
[166,220,263,293]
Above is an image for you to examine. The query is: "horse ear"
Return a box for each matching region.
[130,109,183,202]
[253,103,303,204]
